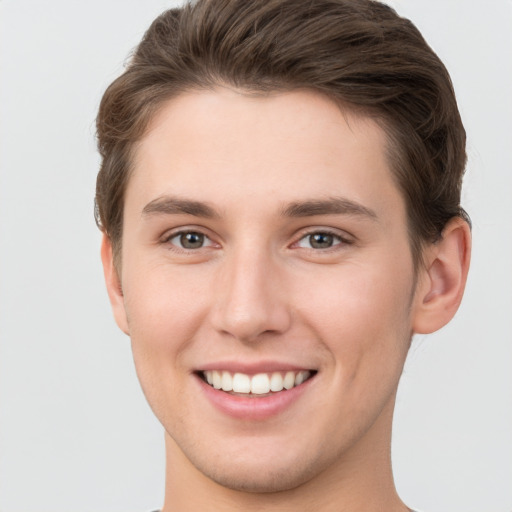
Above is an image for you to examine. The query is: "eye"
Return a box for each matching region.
[167,231,214,250]
[296,231,346,250]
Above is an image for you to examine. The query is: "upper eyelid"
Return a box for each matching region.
[300,231,344,241]
[293,227,353,242]
[161,226,214,241]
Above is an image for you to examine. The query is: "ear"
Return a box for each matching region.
[100,234,130,335]
[412,217,471,334]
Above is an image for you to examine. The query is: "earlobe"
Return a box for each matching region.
[100,234,130,335]
[412,218,471,334]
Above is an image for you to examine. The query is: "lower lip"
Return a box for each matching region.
[196,374,314,421]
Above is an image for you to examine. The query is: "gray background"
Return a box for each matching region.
[0,1,511,511]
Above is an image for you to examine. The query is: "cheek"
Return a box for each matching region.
[121,262,210,400]
[285,259,415,447]
[123,260,209,342]
[122,284,205,429]
[295,260,414,377]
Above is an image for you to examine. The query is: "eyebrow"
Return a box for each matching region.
[281,197,378,220]
[142,196,220,219]
[141,195,378,221]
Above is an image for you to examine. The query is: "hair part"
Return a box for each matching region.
[95,0,470,270]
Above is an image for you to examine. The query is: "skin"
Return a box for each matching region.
[101,88,471,511]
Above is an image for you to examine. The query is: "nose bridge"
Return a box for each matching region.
[211,241,290,342]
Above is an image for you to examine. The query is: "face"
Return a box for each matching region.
[113,88,422,492]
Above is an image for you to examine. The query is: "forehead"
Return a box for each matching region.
[127,88,403,222]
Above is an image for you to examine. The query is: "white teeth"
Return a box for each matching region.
[232,373,251,393]
[251,373,270,394]
[295,370,310,386]
[203,369,313,394]
[221,371,233,392]
[269,372,284,392]
[212,370,222,389]
[283,371,295,390]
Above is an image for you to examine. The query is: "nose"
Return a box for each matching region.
[210,247,292,343]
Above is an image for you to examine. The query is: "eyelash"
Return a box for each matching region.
[293,229,352,251]
[161,228,353,253]
[162,230,216,252]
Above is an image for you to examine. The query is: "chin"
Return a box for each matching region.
[175,431,336,494]
[197,457,322,494]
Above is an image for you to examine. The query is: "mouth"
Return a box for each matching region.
[198,369,316,397]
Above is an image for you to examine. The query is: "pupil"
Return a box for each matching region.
[310,233,333,249]
[180,232,204,249]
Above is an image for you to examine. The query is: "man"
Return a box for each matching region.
[95,1,471,510]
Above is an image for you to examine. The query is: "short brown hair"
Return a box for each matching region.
[95,0,469,266]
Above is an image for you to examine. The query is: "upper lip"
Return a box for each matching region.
[196,361,316,375]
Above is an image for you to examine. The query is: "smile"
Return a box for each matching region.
[202,370,314,395]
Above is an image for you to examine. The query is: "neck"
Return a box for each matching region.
[161,395,409,512]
